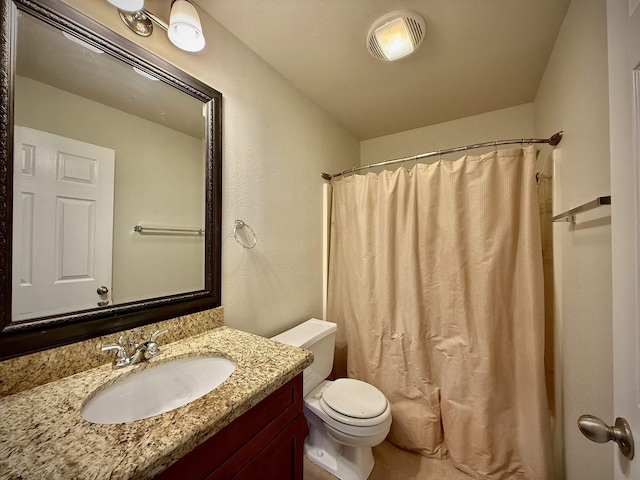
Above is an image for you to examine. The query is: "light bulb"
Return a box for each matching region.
[107,0,144,12]
[168,1,205,52]
[374,18,414,61]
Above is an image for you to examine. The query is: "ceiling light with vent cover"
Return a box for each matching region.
[366,10,426,61]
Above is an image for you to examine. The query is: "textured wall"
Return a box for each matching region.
[359,103,534,166]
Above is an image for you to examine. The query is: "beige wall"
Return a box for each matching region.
[58,0,359,337]
[360,103,534,165]
[534,0,613,479]
[14,76,204,304]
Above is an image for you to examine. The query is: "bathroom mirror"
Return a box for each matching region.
[0,0,222,359]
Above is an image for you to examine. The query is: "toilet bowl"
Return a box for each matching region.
[271,319,392,480]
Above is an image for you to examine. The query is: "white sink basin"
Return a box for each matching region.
[82,356,236,424]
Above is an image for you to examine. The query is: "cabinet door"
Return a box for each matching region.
[231,414,307,480]
[155,375,304,480]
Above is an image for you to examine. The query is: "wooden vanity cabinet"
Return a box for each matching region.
[155,374,307,480]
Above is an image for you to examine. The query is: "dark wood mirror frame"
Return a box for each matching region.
[0,0,222,360]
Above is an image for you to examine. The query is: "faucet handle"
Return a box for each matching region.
[144,329,168,358]
[150,329,167,342]
[101,343,131,367]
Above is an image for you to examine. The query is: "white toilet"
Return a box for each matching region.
[272,318,391,480]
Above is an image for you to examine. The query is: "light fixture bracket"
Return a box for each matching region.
[118,9,153,37]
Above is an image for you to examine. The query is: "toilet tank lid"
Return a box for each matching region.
[271,318,337,349]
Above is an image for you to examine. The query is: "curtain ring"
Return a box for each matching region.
[438,149,442,161]
[401,156,406,170]
[367,163,371,173]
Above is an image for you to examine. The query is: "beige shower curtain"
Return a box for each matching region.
[327,146,552,480]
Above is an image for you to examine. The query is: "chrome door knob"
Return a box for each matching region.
[97,286,109,295]
[578,414,634,459]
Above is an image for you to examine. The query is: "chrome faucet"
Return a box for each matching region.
[101,329,167,368]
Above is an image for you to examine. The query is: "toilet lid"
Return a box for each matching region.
[321,378,387,419]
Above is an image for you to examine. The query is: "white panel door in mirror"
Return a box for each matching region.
[12,127,115,321]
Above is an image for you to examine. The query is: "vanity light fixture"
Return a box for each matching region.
[106,0,206,52]
[366,10,426,61]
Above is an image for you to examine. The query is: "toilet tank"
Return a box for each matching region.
[271,319,337,397]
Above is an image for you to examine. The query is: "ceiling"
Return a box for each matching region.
[195,0,570,140]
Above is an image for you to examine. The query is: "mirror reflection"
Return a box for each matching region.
[12,10,207,321]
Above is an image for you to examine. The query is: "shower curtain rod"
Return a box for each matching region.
[320,131,563,181]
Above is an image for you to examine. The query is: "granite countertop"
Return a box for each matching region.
[0,326,313,479]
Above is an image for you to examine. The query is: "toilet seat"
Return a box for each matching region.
[322,378,387,418]
[319,378,389,428]
[304,380,391,445]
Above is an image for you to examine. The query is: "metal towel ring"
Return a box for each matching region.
[233,220,257,249]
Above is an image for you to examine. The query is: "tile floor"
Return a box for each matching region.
[303,440,472,480]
